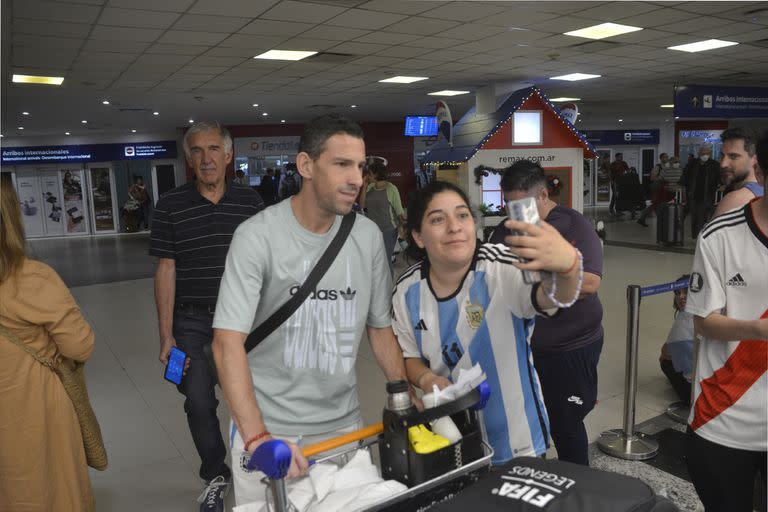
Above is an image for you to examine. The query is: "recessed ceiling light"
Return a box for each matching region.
[618,119,623,122]
[102,100,110,105]
[81,120,87,124]
[22,111,29,115]
[664,119,670,122]
[350,104,357,108]
[565,22,643,40]
[674,116,680,119]
[550,73,601,81]
[131,129,137,133]
[18,126,24,130]
[153,111,159,116]
[189,119,194,123]
[65,132,70,135]
[12,74,64,85]
[379,76,429,84]
[281,119,286,123]
[262,112,268,116]
[668,39,738,52]
[252,103,259,107]
[549,97,582,102]
[427,90,470,96]
[660,104,674,108]
[254,49,317,61]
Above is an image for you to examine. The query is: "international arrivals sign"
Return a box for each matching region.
[674,84,768,118]
[1,141,177,165]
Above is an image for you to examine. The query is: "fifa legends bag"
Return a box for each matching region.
[431,456,678,512]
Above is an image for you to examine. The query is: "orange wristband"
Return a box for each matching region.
[244,431,271,452]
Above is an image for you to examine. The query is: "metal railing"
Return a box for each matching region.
[597,278,688,460]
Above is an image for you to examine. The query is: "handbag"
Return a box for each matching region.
[0,324,108,471]
[202,212,357,375]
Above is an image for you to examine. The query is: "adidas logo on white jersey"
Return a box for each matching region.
[726,273,747,287]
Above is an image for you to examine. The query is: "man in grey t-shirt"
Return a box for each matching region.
[211,114,408,506]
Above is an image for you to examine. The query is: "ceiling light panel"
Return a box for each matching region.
[667,39,738,52]
[566,22,644,40]
[549,97,582,102]
[550,73,601,81]
[254,49,318,61]
[427,90,470,96]
[12,74,64,85]
[379,76,429,83]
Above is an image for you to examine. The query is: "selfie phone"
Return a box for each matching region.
[506,196,542,284]
[164,347,187,385]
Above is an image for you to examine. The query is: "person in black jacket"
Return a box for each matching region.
[680,145,720,239]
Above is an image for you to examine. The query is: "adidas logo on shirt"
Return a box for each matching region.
[414,319,428,331]
[727,273,747,287]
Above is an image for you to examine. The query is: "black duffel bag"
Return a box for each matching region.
[431,456,678,512]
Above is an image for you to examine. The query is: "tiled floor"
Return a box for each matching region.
[28,214,707,511]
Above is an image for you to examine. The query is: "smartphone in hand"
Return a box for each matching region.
[506,196,542,284]
[164,347,187,385]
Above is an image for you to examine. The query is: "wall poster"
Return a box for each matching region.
[15,173,44,237]
[596,149,612,203]
[41,171,64,236]
[62,169,87,234]
[89,167,115,232]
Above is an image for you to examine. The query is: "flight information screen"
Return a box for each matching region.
[404,116,438,136]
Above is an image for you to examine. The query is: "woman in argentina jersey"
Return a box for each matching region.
[392,181,583,465]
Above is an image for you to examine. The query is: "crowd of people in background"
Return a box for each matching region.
[606,128,764,243]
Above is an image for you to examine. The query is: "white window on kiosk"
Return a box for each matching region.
[481,172,504,212]
[513,111,543,145]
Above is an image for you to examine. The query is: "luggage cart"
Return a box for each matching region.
[246,383,494,512]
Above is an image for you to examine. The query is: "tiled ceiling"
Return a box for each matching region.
[3,0,768,137]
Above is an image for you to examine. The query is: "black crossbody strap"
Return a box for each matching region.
[243,212,356,354]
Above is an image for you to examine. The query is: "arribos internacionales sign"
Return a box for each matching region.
[1,141,177,165]
[674,84,768,118]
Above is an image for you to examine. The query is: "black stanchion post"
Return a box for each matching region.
[597,285,659,460]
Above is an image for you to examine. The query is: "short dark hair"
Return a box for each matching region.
[368,160,387,180]
[404,181,473,261]
[721,127,757,156]
[757,130,768,177]
[500,160,547,193]
[615,152,623,158]
[299,114,364,160]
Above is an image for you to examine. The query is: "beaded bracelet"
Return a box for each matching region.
[545,248,583,308]
[244,431,272,452]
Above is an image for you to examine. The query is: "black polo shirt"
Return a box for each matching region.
[149,182,264,306]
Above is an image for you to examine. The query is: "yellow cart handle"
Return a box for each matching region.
[301,422,384,458]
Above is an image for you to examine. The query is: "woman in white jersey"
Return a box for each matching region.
[391,181,583,464]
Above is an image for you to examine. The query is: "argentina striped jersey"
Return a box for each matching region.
[392,243,551,464]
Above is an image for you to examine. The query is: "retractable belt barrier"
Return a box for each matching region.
[597,278,688,461]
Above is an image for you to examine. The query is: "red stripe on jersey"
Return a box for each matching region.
[691,309,768,431]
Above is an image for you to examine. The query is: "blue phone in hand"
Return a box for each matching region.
[164,347,186,385]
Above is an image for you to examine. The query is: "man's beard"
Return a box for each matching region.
[730,169,749,186]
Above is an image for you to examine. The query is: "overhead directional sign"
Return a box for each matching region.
[674,84,768,118]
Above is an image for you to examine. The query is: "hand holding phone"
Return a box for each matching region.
[506,197,542,284]
[164,347,187,385]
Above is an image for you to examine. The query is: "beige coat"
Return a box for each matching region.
[0,259,95,512]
